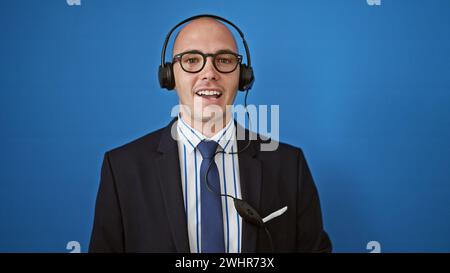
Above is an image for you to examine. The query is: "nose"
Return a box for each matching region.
[200,56,220,81]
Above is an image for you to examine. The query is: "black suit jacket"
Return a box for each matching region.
[89,119,332,253]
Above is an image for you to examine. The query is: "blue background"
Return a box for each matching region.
[1,0,449,252]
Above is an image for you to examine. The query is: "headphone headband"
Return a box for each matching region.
[160,14,252,68]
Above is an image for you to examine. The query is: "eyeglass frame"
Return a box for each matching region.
[172,50,243,74]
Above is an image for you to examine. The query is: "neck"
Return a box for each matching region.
[179,111,231,138]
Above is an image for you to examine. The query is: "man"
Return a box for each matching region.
[89,15,331,253]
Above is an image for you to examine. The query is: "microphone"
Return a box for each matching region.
[233,198,264,227]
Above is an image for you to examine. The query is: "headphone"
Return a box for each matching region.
[158,14,255,92]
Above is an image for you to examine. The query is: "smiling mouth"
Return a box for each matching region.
[195,89,223,99]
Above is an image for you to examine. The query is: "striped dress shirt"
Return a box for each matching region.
[176,116,242,253]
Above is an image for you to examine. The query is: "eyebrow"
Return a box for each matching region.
[173,48,238,57]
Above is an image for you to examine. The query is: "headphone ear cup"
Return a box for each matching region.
[158,62,175,90]
[239,64,255,91]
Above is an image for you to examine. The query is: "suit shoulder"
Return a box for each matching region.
[278,141,305,157]
[256,137,307,164]
[105,126,166,159]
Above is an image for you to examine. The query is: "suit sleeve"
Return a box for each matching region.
[89,152,125,253]
[296,149,332,253]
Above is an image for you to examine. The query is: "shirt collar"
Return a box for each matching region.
[177,114,235,154]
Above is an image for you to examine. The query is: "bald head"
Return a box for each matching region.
[172,17,238,57]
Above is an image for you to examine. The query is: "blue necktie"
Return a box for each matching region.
[197,140,225,253]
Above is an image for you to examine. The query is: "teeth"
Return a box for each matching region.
[196,90,221,96]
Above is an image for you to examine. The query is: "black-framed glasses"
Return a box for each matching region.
[173,50,242,73]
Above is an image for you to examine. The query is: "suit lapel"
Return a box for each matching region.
[155,119,190,253]
[237,125,262,253]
